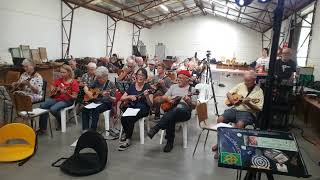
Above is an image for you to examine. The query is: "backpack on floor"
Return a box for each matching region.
[52,131,108,176]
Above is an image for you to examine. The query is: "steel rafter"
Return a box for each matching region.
[116,0,171,22]
[194,0,207,15]
[106,16,117,57]
[102,0,154,23]
[150,6,198,26]
[179,0,194,16]
[64,0,150,28]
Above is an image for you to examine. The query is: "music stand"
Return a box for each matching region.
[0,86,13,123]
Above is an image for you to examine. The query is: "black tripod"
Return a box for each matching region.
[203,51,219,116]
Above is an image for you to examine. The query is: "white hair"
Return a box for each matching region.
[87,62,97,69]
[135,57,143,62]
[126,58,135,64]
[244,70,257,79]
[22,59,35,67]
[96,66,109,77]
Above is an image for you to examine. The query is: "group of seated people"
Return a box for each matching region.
[10,48,296,155]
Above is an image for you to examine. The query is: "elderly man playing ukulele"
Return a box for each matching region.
[147,70,198,153]
[212,70,264,159]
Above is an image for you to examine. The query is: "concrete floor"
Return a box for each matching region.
[1,74,320,180]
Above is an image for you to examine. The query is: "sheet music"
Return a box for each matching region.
[213,123,233,130]
[84,102,101,109]
[122,108,140,117]
[20,108,47,115]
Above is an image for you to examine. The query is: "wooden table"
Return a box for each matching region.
[302,96,320,131]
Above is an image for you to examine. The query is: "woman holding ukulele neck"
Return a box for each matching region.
[38,64,79,134]
[118,68,153,151]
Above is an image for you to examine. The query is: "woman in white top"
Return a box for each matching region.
[255,48,270,72]
[12,59,43,102]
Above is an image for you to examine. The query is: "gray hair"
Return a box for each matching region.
[96,66,109,77]
[244,70,257,79]
[87,62,97,69]
[126,57,134,63]
[22,59,35,67]
[127,58,135,65]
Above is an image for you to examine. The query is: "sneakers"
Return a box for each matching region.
[120,133,127,142]
[147,126,160,139]
[109,128,120,139]
[163,142,174,153]
[118,139,131,151]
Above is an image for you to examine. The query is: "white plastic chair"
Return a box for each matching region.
[103,110,111,136]
[119,117,146,144]
[159,121,188,148]
[195,83,212,103]
[60,102,78,133]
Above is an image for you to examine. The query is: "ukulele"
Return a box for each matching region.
[83,88,115,102]
[224,93,260,106]
[10,71,36,92]
[49,83,72,98]
[120,88,156,109]
[161,91,199,112]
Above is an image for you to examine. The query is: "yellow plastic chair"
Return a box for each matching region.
[0,123,37,165]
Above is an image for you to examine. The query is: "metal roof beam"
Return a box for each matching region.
[101,0,154,22]
[64,0,150,28]
[151,6,198,26]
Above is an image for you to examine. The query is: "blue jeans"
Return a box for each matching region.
[39,98,74,130]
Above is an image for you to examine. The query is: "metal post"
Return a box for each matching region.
[106,16,117,56]
[306,0,318,65]
[61,0,75,59]
[260,0,285,130]
[132,24,142,55]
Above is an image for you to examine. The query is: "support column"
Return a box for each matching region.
[260,0,285,130]
[106,16,117,57]
[132,24,142,55]
[61,0,75,59]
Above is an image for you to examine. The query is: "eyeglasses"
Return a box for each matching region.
[136,73,145,77]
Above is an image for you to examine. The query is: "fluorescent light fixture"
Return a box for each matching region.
[235,0,254,7]
[258,0,272,3]
[159,4,169,12]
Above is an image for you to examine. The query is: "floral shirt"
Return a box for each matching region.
[81,73,95,86]
[19,72,43,101]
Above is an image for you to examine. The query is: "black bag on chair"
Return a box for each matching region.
[52,131,108,176]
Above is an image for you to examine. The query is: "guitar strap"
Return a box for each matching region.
[103,80,110,90]
[245,85,255,98]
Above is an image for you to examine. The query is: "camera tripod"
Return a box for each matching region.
[203,51,219,116]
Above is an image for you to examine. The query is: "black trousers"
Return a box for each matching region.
[156,104,191,143]
[121,107,149,139]
[82,101,112,131]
